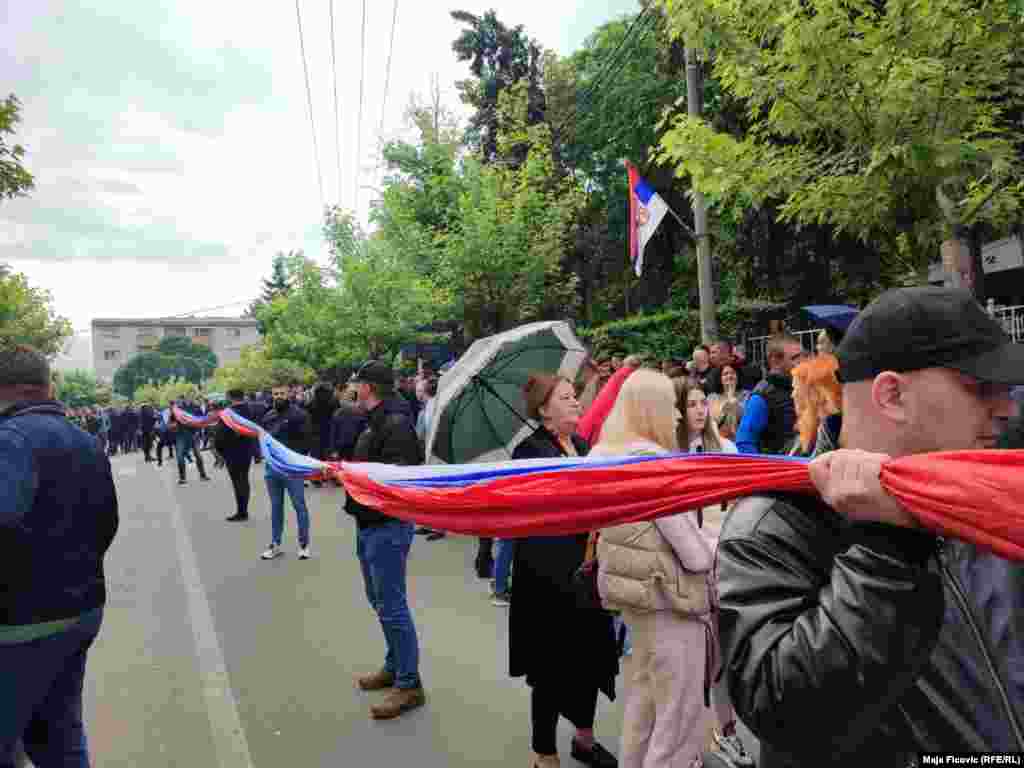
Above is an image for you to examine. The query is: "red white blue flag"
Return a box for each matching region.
[627,161,669,277]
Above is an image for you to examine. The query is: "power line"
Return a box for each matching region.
[354,0,368,211]
[378,0,399,142]
[554,8,655,140]
[329,0,342,204]
[295,0,325,209]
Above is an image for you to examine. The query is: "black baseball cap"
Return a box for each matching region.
[837,287,1024,384]
[350,360,395,388]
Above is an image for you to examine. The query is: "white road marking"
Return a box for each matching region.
[160,470,254,767]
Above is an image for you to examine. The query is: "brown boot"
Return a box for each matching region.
[370,686,426,720]
[356,669,395,691]
[532,754,561,768]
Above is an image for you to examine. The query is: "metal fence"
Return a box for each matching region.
[745,328,822,371]
[988,301,1024,344]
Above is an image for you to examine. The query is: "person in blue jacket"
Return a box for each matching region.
[735,334,805,454]
[0,344,119,768]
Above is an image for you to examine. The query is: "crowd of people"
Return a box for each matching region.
[4,286,1024,768]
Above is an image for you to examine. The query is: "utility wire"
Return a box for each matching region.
[354,0,368,211]
[378,0,399,145]
[329,0,342,204]
[295,0,325,209]
[554,7,655,140]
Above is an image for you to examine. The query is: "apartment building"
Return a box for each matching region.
[91,316,262,383]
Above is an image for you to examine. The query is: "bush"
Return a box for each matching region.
[578,301,783,359]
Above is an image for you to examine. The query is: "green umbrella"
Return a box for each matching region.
[426,321,587,464]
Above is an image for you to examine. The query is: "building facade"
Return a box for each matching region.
[91,317,262,383]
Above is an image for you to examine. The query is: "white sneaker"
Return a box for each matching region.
[298,546,311,560]
[261,544,281,560]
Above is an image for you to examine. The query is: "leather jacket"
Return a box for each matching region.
[717,486,1024,767]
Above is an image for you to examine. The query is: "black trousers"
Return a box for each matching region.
[156,435,175,464]
[142,431,154,460]
[530,681,599,755]
[226,458,252,518]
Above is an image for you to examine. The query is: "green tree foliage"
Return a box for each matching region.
[0,265,73,356]
[112,337,219,398]
[0,95,34,202]
[209,345,313,394]
[657,0,1024,275]
[451,9,545,163]
[55,369,100,407]
[247,251,297,319]
[133,377,203,408]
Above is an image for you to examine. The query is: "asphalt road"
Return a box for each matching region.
[60,451,758,768]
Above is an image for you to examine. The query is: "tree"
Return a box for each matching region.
[451,9,546,164]
[657,0,1024,278]
[247,251,298,319]
[56,369,100,407]
[111,337,219,398]
[210,345,314,394]
[0,266,73,356]
[0,95,34,202]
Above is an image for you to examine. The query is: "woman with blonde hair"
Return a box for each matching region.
[594,370,732,768]
[789,354,842,456]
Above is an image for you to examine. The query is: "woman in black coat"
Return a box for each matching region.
[510,373,619,768]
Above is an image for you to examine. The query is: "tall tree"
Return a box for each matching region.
[0,94,34,202]
[0,266,73,356]
[111,337,219,398]
[451,9,545,164]
[247,251,297,318]
[657,0,1024,279]
[56,369,100,407]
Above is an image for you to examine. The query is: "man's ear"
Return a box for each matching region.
[870,372,911,425]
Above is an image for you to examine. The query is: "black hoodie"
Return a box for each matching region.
[344,397,422,527]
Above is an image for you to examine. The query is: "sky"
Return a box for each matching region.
[1,0,637,370]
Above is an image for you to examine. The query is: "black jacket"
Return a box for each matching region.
[139,405,157,432]
[751,372,796,455]
[260,403,311,455]
[507,428,619,699]
[344,398,422,527]
[213,401,260,464]
[330,403,369,461]
[716,485,1024,767]
[0,401,119,625]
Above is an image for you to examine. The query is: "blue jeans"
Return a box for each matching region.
[0,608,103,768]
[175,430,206,479]
[356,520,421,689]
[494,538,515,595]
[264,471,310,548]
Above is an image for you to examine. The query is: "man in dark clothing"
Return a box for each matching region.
[168,400,209,485]
[330,387,368,462]
[139,403,157,462]
[213,390,259,522]
[0,345,119,768]
[247,393,267,464]
[259,385,313,560]
[716,288,1021,767]
[305,382,337,488]
[346,361,426,721]
[735,334,805,454]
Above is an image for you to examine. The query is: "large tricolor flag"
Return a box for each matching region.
[627,161,669,277]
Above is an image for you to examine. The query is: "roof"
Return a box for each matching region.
[91,317,260,328]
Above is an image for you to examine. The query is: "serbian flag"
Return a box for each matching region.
[627,161,669,277]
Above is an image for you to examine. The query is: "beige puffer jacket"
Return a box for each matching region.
[594,442,714,617]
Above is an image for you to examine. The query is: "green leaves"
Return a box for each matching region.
[0,265,73,357]
[0,94,34,202]
[656,0,1024,269]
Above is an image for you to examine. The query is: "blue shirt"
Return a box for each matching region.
[735,393,769,454]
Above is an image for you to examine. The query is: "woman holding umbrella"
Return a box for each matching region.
[510,373,619,768]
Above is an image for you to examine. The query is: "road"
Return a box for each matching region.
[62,452,757,767]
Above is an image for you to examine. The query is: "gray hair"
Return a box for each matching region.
[0,344,50,388]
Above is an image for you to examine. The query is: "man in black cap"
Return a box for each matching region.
[713,287,1020,767]
[345,361,427,720]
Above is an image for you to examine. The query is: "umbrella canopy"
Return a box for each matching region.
[426,321,588,464]
[801,304,860,332]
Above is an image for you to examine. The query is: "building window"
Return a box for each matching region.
[192,327,212,338]
[165,327,187,336]
[227,328,242,338]
[104,350,120,361]
[101,329,120,339]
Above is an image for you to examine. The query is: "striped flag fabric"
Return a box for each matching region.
[627,161,670,277]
